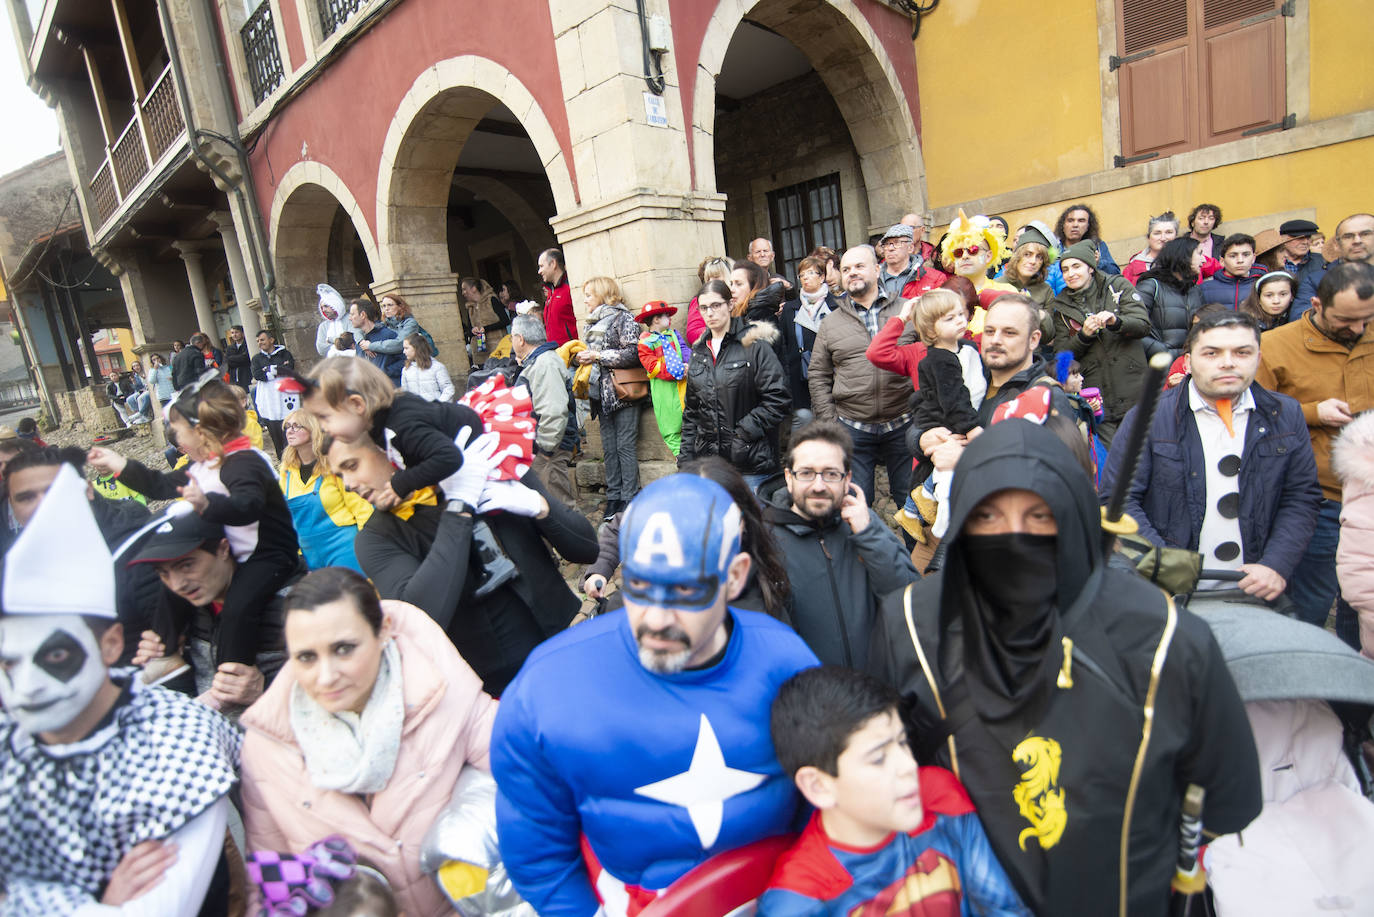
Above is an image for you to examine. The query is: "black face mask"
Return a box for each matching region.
[961,533,1059,633]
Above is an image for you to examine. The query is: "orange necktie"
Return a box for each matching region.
[1216,398,1235,438]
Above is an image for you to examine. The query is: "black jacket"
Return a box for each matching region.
[681,319,791,475]
[171,346,206,389]
[761,478,919,668]
[368,396,484,500]
[225,342,253,388]
[868,421,1261,916]
[91,497,165,665]
[1135,275,1202,360]
[355,472,598,694]
[914,343,981,435]
[909,358,1050,460]
[778,292,842,410]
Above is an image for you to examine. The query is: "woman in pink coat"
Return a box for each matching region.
[240,568,497,916]
[1335,411,1374,660]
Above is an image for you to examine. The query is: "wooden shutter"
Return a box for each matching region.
[1117,0,1196,159]
[1116,0,1286,159]
[1199,0,1286,144]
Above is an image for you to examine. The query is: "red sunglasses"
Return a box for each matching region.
[952,245,982,258]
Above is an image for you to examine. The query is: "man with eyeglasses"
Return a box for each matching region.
[1256,260,1374,646]
[761,420,918,667]
[1293,214,1374,319]
[876,223,947,301]
[1102,309,1320,602]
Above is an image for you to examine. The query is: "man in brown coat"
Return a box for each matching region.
[1255,260,1374,646]
[808,245,918,507]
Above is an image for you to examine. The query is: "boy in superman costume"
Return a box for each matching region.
[760,666,1029,917]
[635,300,691,455]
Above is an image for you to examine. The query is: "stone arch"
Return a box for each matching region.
[693,0,926,228]
[269,161,379,356]
[449,174,558,257]
[376,56,575,279]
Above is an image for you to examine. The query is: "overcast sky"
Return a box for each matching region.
[0,4,62,178]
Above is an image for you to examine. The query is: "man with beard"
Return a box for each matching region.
[1103,310,1321,600]
[915,294,1047,460]
[0,465,240,915]
[1255,260,1374,645]
[868,420,1262,916]
[492,474,818,916]
[761,420,918,667]
[809,245,918,509]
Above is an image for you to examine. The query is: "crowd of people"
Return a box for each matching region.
[0,205,1371,917]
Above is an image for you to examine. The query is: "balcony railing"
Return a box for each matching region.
[319,0,365,39]
[241,0,284,106]
[84,62,187,229]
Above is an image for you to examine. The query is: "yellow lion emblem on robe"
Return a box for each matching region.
[1012,735,1066,850]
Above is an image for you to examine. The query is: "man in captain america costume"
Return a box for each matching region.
[491,474,819,916]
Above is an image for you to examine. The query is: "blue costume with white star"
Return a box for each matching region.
[492,607,817,915]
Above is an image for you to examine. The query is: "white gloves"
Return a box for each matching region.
[443,431,501,508]
[477,480,547,518]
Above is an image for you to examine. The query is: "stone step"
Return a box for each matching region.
[576,460,678,490]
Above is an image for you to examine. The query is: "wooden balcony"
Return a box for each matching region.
[86,62,186,229]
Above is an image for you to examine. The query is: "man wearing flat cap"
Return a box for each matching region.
[1279,218,1327,316]
[877,223,947,301]
[0,465,240,915]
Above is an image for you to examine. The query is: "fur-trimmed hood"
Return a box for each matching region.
[1333,410,1374,491]
[692,317,781,350]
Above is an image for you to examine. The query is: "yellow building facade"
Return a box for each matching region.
[916,0,1373,257]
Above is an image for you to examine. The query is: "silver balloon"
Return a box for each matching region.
[420,766,535,916]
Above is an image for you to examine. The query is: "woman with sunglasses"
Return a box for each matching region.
[278,409,373,572]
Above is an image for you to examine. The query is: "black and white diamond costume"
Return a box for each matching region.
[0,466,241,915]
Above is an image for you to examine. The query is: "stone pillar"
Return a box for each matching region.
[211,211,261,342]
[174,243,217,336]
[371,272,470,377]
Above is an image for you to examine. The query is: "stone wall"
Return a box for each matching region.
[715,70,869,260]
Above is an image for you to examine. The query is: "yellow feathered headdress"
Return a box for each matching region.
[939,209,1008,272]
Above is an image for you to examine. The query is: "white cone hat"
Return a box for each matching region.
[2,464,116,619]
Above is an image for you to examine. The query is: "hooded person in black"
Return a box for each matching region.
[868,419,1261,917]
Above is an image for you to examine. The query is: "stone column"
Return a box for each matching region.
[174,242,217,336]
[211,211,261,341]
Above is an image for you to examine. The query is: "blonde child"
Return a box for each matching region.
[234,383,266,451]
[87,372,300,686]
[635,301,691,455]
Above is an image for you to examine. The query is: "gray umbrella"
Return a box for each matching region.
[1189,597,1374,706]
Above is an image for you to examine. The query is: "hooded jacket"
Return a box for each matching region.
[315,296,350,357]
[1197,265,1266,311]
[809,290,916,425]
[251,344,297,421]
[1334,411,1374,658]
[868,420,1261,916]
[760,477,919,668]
[240,600,497,917]
[1052,270,1150,425]
[681,318,791,474]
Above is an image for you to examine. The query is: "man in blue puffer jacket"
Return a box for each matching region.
[1101,309,1321,602]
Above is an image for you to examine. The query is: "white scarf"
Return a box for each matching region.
[290,640,405,795]
[794,284,832,334]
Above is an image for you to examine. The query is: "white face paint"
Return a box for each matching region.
[0,615,107,736]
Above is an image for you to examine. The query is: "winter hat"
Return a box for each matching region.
[635,300,678,323]
[1015,221,1061,260]
[1059,239,1100,268]
[2,464,116,619]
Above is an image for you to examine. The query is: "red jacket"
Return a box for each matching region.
[543,277,578,345]
[865,316,927,392]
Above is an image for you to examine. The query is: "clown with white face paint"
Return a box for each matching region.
[0,465,241,916]
[492,474,818,917]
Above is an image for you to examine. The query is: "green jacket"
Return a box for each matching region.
[1051,273,1150,423]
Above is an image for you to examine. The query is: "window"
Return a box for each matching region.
[767,174,845,284]
[1114,0,1290,163]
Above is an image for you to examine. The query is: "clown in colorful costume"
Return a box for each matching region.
[940,210,1017,337]
[492,475,818,916]
[635,301,691,455]
[759,768,1029,917]
[0,465,242,916]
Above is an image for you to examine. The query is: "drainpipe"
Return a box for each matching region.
[152,0,277,324]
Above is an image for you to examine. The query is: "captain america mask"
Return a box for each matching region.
[619,475,743,612]
[0,614,109,736]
